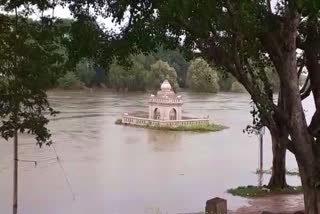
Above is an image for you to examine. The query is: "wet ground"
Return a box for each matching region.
[0,91,314,214]
[233,194,304,214]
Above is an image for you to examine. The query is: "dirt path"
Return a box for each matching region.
[232,194,304,214]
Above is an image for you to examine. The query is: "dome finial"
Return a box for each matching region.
[161,79,172,91]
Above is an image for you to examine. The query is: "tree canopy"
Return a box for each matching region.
[0,12,64,146]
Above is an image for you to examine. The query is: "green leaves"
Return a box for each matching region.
[149,59,179,91]
[0,13,63,146]
[108,55,150,91]
[187,58,220,93]
[76,58,96,86]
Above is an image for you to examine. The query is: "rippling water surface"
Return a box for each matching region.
[0,91,314,214]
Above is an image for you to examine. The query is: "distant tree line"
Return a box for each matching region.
[57,48,252,93]
[14,17,279,94]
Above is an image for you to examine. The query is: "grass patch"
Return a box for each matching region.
[115,119,227,132]
[227,185,302,198]
[153,123,227,132]
[115,119,122,125]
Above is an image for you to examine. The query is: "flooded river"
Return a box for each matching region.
[0,91,314,214]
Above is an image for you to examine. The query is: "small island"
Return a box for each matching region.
[116,80,226,132]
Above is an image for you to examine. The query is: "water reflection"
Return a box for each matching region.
[147,130,182,152]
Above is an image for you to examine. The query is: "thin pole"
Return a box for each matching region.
[13,130,18,214]
[13,7,18,214]
[259,134,263,172]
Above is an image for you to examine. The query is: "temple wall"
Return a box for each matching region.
[122,115,209,128]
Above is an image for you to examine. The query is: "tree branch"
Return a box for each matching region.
[309,109,320,137]
[297,55,305,78]
[300,74,310,93]
[301,77,312,101]
[296,35,305,50]
[286,139,296,155]
[266,0,272,13]
[122,7,135,36]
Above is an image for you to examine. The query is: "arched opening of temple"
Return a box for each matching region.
[169,108,177,120]
[154,108,160,120]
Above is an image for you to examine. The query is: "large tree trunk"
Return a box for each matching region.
[268,85,288,189]
[261,11,320,213]
[298,163,320,214]
[298,15,320,214]
[268,130,287,188]
[280,14,320,213]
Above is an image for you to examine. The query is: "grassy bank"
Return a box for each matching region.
[228,185,302,197]
[155,123,227,132]
[115,119,227,132]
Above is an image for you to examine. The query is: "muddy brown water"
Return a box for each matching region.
[0,91,314,214]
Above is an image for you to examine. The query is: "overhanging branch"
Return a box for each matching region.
[301,74,311,100]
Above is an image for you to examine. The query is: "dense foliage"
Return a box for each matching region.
[152,47,189,87]
[187,58,219,93]
[148,60,179,91]
[76,58,96,87]
[108,56,149,91]
[0,12,64,146]
[57,71,81,89]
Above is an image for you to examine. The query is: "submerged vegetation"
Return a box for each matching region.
[228,185,303,197]
[255,169,300,176]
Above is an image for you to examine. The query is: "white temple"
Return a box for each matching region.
[121,80,209,128]
[149,80,182,120]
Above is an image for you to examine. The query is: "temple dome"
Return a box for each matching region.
[161,80,172,91]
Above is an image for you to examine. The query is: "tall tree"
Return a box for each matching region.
[77,0,320,212]
[0,2,65,213]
